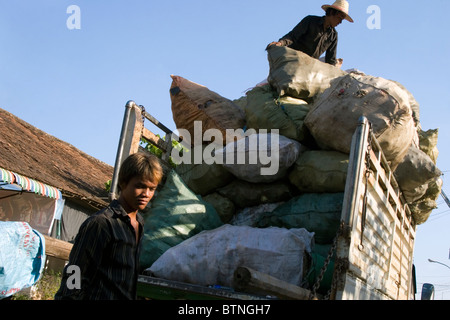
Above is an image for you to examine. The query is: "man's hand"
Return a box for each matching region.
[266,41,282,50]
[336,58,343,68]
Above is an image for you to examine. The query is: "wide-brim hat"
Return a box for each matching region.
[322,0,354,23]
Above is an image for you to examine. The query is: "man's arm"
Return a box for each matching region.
[325,33,338,66]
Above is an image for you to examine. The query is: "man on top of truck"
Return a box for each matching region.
[266,0,354,68]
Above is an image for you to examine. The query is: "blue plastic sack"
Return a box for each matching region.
[0,221,46,298]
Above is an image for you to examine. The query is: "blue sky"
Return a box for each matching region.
[1,1,449,299]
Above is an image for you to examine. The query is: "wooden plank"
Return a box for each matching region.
[142,127,167,152]
[233,267,316,300]
[43,235,72,261]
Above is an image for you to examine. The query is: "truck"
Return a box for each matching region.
[109,100,417,300]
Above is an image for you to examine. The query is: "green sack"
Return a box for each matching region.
[418,128,439,164]
[140,170,223,269]
[175,144,234,196]
[267,46,345,99]
[244,85,310,142]
[289,150,349,193]
[305,244,335,295]
[256,193,344,244]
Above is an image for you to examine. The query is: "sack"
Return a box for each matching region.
[175,144,234,196]
[394,145,442,203]
[203,192,236,224]
[139,170,223,269]
[409,177,442,225]
[289,150,349,193]
[305,73,417,169]
[244,85,310,142]
[418,129,439,164]
[217,179,293,208]
[256,193,344,244]
[170,75,246,146]
[267,46,346,99]
[393,80,421,127]
[0,221,45,298]
[230,202,283,227]
[217,133,302,183]
[147,224,314,288]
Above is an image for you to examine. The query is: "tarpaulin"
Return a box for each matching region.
[0,221,45,298]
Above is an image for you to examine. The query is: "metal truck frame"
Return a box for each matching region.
[109,101,416,300]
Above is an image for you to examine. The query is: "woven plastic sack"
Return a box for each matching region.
[147,224,314,288]
[305,73,417,170]
[394,145,442,203]
[0,221,45,298]
[216,133,302,183]
[217,179,293,209]
[418,129,439,164]
[170,75,246,146]
[289,150,349,193]
[139,170,223,270]
[409,177,442,225]
[175,144,234,196]
[244,84,310,142]
[267,46,346,99]
[256,193,344,244]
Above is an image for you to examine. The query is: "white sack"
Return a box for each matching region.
[216,133,302,183]
[147,224,314,288]
[305,73,418,169]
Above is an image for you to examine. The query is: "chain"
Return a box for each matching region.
[139,105,146,142]
[309,222,344,300]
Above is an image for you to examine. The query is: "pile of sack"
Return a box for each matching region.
[140,46,442,295]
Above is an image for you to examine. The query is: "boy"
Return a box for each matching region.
[55,152,163,300]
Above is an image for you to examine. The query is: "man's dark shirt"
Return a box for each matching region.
[279,15,338,65]
[54,200,144,300]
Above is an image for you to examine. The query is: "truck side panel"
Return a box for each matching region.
[333,117,416,300]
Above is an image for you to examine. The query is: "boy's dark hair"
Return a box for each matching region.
[118,153,163,191]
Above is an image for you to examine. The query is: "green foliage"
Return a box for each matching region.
[140,134,186,168]
[105,179,112,192]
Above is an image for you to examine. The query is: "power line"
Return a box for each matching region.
[441,190,450,209]
[427,209,450,222]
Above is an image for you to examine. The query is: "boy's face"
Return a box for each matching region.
[119,176,158,213]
